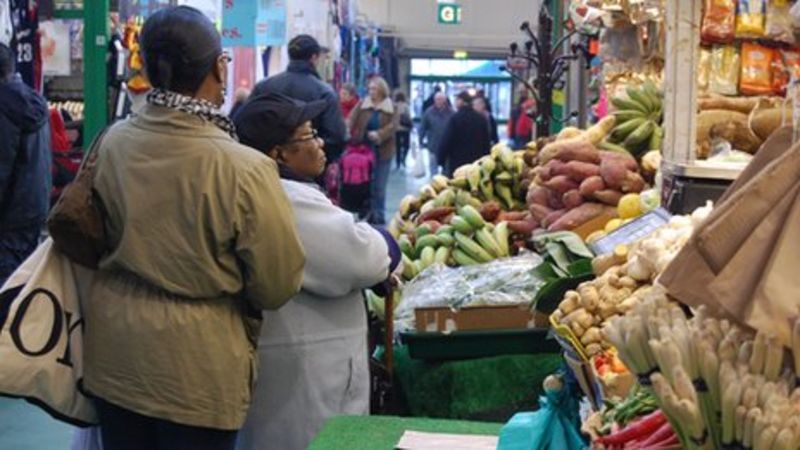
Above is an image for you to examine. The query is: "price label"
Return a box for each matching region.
[589,208,672,256]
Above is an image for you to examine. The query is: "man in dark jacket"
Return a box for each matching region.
[0,43,50,285]
[437,91,491,177]
[251,35,346,161]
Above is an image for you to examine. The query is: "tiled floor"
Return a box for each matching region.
[0,156,431,450]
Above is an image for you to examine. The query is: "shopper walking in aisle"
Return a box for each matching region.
[438,91,491,177]
[348,76,396,225]
[234,93,400,450]
[251,34,347,161]
[339,82,359,120]
[81,7,305,450]
[0,43,50,286]
[393,90,412,169]
[418,91,453,176]
[508,87,536,148]
[473,95,499,145]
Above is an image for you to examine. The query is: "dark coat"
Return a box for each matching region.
[0,76,51,232]
[437,106,491,176]
[252,60,347,160]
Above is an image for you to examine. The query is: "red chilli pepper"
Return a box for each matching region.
[633,421,674,449]
[596,410,667,446]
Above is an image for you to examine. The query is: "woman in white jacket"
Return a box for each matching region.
[233,93,400,450]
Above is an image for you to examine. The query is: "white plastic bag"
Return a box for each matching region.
[0,238,97,426]
[71,427,103,450]
[411,137,426,178]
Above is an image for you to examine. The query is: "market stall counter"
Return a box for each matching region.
[308,415,502,450]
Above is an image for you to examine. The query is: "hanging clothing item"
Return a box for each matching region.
[0,0,12,46]
[10,0,41,92]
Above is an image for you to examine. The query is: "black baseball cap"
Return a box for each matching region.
[288,34,328,60]
[234,93,327,154]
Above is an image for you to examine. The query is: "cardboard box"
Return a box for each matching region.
[414,304,548,333]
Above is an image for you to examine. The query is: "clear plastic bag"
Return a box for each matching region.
[394,253,545,332]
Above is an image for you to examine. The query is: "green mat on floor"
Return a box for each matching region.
[393,345,563,421]
[309,415,502,450]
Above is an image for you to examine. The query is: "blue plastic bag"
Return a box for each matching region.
[497,373,587,450]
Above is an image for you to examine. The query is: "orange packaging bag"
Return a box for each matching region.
[702,0,736,43]
[740,42,774,95]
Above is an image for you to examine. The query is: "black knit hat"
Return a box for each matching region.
[234,93,327,154]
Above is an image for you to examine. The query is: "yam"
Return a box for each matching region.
[593,189,624,206]
[599,151,638,171]
[542,209,567,229]
[698,94,775,114]
[497,211,528,222]
[507,217,538,235]
[547,188,565,210]
[579,176,606,198]
[696,109,749,159]
[750,107,792,141]
[553,141,602,164]
[544,175,580,195]
[541,159,567,180]
[562,190,584,209]
[529,204,553,222]
[563,160,601,182]
[479,201,502,222]
[539,137,588,164]
[548,203,615,232]
[557,126,584,141]
[583,116,616,145]
[526,185,549,206]
[600,158,629,190]
[710,121,764,154]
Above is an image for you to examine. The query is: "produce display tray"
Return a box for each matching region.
[400,328,560,361]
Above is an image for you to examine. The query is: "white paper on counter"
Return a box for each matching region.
[395,430,499,450]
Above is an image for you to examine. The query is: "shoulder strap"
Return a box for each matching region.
[78,125,112,168]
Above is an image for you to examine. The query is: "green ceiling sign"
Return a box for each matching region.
[438,3,461,25]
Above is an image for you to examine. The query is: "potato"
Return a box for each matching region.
[581,327,603,345]
[529,203,554,222]
[542,209,567,229]
[571,322,586,337]
[585,343,603,356]
[600,158,629,190]
[620,171,646,193]
[527,185,550,206]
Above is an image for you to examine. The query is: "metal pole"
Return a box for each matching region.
[536,7,553,138]
[83,0,110,143]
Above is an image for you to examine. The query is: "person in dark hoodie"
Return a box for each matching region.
[250,35,347,161]
[437,91,491,177]
[0,43,50,285]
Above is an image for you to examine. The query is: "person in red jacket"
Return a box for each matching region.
[508,89,536,148]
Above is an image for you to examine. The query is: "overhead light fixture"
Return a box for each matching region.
[453,50,468,59]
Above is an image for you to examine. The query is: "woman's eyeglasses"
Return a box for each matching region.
[287,129,320,144]
[220,53,232,64]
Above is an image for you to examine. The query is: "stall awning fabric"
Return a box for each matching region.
[659,126,800,346]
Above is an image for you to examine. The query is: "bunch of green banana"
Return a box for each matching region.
[609,81,664,156]
[395,204,513,280]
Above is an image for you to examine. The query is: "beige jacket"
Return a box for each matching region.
[83,104,305,430]
[348,96,397,160]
